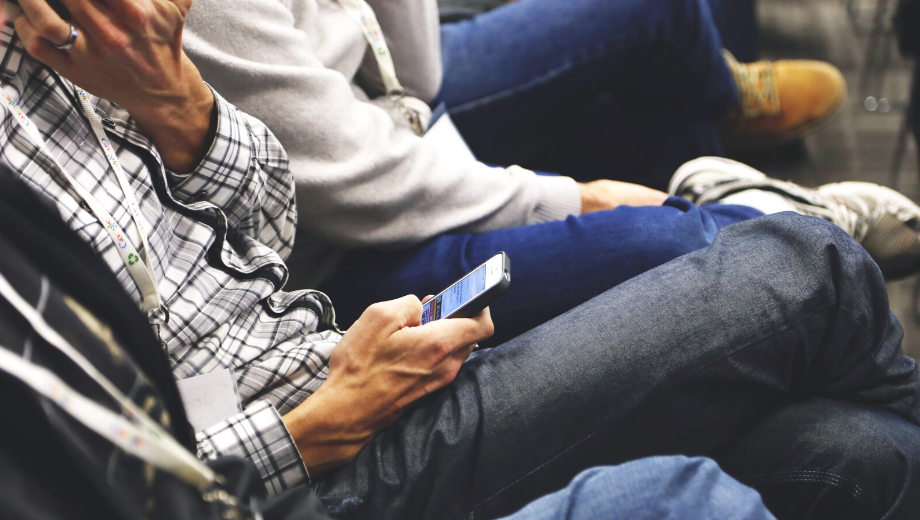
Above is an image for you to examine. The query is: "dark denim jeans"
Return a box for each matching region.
[315,214,920,520]
[437,0,739,189]
[319,197,761,346]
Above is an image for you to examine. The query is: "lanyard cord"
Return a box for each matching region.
[0,347,217,489]
[0,270,216,489]
[335,0,425,135]
[0,86,166,322]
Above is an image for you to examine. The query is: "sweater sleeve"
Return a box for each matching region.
[183,0,582,250]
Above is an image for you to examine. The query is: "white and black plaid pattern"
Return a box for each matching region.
[0,26,343,493]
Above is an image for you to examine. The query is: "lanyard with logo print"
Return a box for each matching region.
[0,87,166,329]
[335,0,428,135]
[0,347,225,490]
[0,269,216,491]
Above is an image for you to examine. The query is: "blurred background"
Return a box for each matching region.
[737,0,920,361]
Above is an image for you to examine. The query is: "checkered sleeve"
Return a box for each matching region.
[196,400,309,494]
[167,89,297,258]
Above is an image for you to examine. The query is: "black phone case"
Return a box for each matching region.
[448,252,511,319]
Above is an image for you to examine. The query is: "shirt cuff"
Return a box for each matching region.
[527,170,583,223]
[195,400,309,495]
[167,87,257,226]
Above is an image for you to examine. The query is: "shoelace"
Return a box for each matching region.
[789,190,871,242]
[723,50,781,120]
[690,175,869,242]
[825,197,868,242]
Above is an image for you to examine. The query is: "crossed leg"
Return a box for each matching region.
[316,214,920,520]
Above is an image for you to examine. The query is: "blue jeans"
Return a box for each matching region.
[315,214,920,520]
[502,457,776,520]
[319,198,761,346]
[436,0,739,189]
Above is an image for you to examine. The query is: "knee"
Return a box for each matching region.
[715,212,882,282]
[565,457,771,520]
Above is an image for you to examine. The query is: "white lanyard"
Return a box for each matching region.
[336,0,402,96]
[0,87,164,318]
[0,347,216,489]
[0,271,215,489]
[336,0,425,135]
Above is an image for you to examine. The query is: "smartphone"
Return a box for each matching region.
[420,252,510,325]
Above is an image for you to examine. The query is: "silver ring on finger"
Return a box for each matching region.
[53,24,78,51]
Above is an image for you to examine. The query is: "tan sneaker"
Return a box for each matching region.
[720,51,847,146]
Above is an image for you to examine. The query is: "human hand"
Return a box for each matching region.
[14,0,215,173]
[282,295,494,476]
[578,180,669,213]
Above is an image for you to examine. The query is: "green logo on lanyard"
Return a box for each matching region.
[128,253,140,266]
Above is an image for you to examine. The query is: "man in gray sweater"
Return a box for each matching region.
[182,0,853,343]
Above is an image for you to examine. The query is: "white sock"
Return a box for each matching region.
[719,189,801,215]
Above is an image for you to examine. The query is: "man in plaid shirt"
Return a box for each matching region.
[0,0,350,494]
[4,1,920,520]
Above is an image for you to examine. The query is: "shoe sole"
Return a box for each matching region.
[668,157,768,196]
[722,89,848,149]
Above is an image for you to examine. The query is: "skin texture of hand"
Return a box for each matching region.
[282,295,494,477]
[12,0,215,173]
[578,179,669,213]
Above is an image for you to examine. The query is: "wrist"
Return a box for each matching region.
[124,55,217,173]
[282,383,376,477]
[578,182,600,213]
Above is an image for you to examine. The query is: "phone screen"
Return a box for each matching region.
[421,263,488,324]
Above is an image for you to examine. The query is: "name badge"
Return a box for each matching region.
[176,369,243,432]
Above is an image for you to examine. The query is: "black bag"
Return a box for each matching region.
[0,171,335,520]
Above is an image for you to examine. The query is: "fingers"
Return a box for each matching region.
[426,308,494,351]
[421,295,434,304]
[54,0,121,44]
[415,331,480,398]
[18,0,72,46]
[358,295,423,332]
[61,0,190,30]
[14,14,72,70]
[400,306,494,359]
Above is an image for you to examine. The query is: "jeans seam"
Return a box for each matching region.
[456,303,842,520]
[738,470,880,518]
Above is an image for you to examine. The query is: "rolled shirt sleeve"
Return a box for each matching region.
[166,88,297,259]
[196,400,309,494]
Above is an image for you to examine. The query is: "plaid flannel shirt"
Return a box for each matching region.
[0,24,342,494]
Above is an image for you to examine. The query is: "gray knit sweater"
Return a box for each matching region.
[183,0,582,287]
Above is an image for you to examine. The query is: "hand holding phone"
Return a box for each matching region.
[290,294,494,476]
[421,252,510,325]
